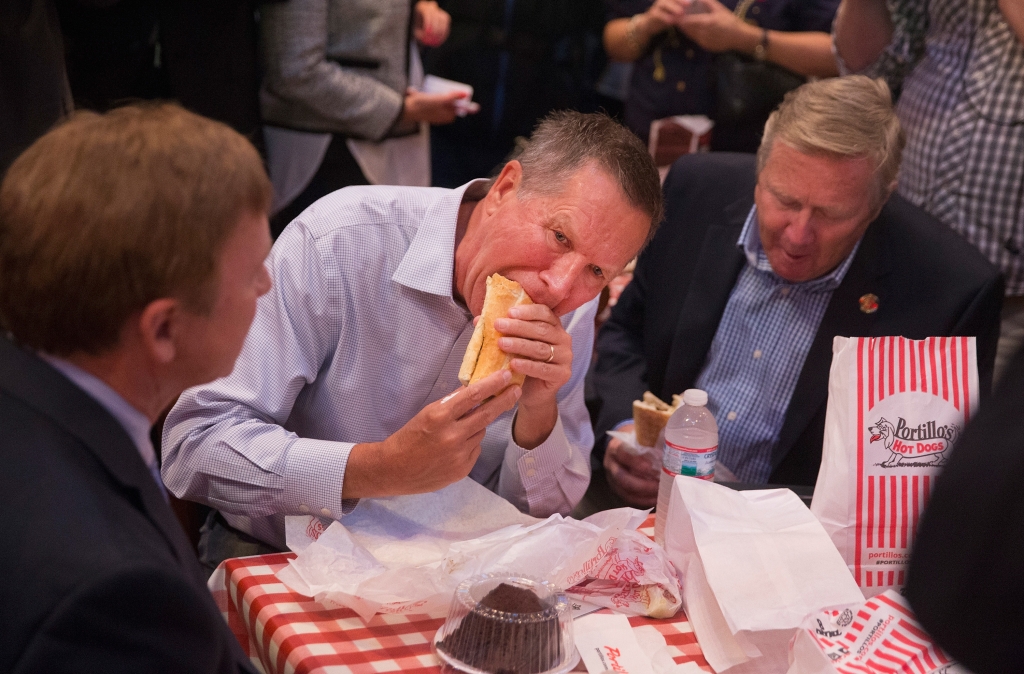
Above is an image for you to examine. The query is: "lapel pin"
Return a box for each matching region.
[859,293,879,314]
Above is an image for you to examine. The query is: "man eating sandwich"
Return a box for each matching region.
[162,111,662,568]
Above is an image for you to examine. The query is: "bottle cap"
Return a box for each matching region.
[682,389,708,407]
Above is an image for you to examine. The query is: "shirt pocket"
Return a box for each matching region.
[964,12,1024,125]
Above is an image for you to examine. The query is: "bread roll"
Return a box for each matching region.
[458,274,534,387]
[632,391,680,447]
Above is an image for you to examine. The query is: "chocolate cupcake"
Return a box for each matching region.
[435,575,576,674]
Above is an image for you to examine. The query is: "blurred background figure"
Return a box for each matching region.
[261,0,470,237]
[424,0,606,188]
[0,0,118,177]
[604,0,840,152]
[834,0,1024,381]
[55,0,264,151]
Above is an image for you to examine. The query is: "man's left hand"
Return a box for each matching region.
[494,304,573,449]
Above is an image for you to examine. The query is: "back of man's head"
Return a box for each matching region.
[514,111,664,243]
[0,104,271,356]
[757,76,905,207]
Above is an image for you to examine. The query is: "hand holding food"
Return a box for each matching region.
[344,370,520,498]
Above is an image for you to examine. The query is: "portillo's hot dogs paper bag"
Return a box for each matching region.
[811,336,978,597]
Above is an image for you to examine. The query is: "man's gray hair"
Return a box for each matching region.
[504,111,663,244]
[757,76,905,206]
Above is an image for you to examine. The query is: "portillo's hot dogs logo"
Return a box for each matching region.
[867,416,960,468]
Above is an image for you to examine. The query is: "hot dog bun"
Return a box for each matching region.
[632,391,680,447]
[458,273,534,387]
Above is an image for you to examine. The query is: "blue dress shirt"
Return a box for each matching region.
[694,206,859,482]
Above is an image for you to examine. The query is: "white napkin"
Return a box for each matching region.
[277,478,677,620]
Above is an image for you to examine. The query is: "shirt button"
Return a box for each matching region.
[753,349,763,359]
[299,505,309,513]
[751,5,760,13]
[526,469,537,478]
[321,508,332,517]
[676,81,686,92]
[780,287,791,297]
[727,411,738,421]
[685,49,695,59]
[525,456,535,466]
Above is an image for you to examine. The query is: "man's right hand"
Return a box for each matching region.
[603,424,661,508]
[343,370,521,498]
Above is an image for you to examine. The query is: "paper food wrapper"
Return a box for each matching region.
[811,337,978,598]
[576,613,707,674]
[664,477,863,674]
[787,590,968,674]
[277,478,681,620]
[608,429,663,466]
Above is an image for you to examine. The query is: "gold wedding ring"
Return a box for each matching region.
[546,345,555,363]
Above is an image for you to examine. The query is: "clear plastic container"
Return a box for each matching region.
[433,574,578,674]
[654,388,718,545]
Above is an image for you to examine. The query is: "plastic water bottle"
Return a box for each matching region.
[654,389,718,545]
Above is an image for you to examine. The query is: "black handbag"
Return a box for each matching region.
[712,0,805,143]
[714,51,805,127]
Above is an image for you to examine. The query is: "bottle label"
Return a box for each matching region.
[663,439,718,480]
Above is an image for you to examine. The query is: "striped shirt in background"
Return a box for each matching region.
[695,207,860,483]
[839,0,1024,294]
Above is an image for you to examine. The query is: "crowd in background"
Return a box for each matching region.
[3,0,844,201]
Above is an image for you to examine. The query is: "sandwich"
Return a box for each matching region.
[632,391,681,447]
[459,273,534,387]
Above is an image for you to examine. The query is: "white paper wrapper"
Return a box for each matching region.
[607,429,662,464]
[277,478,681,620]
[664,478,864,674]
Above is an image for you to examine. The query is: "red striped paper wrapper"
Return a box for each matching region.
[788,590,963,674]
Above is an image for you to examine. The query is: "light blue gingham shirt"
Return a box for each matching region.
[162,181,595,549]
[693,206,859,483]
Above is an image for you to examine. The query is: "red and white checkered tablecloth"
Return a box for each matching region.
[210,515,710,674]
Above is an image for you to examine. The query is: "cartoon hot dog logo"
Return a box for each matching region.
[867,416,960,468]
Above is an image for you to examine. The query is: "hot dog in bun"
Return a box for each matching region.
[459,273,534,387]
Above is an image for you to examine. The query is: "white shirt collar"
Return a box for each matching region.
[39,354,157,471]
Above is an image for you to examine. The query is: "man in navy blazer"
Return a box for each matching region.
[0,105,272,672]
[589,77,1002,508]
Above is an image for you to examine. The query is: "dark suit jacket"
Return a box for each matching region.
[906,343,1024,674]
[0,337,256,673]
[591,153,1003,486]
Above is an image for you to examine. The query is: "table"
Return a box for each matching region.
[210,516,710,674]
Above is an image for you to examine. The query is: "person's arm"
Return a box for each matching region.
[832,0,893,73]
[604,0,687,62]
[592,262,664,507]
[949,273,1004,400]
[15,566,243,673]
[675,0,838,76]
[260,0,461,140]
[999,0,1024,45]
[492,299,601,517]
